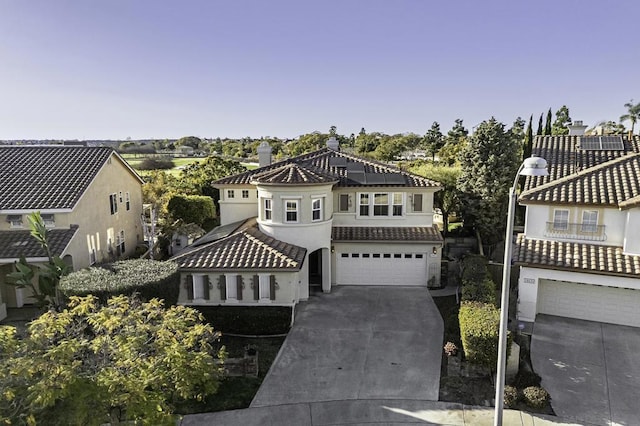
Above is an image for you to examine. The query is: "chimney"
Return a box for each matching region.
[257,141,272,167]
[326,136,339,150]
[567,120,588,136]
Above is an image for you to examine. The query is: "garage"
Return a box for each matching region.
[335,251,428,286]
[537,279,640,327]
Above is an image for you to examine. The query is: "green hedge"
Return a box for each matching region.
[59,259,180,306]
[459,301,511,371]
[461,276,497,305]
[461,254,489,283]
[193,306,292,335]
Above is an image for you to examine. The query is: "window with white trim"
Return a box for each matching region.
[193,275,206,299]
[359,194,370,216]
[41,214,55,228]
[392,193,403,216]
[581,210,598,232]
[312,198,322,221]
[553,209,569,230]
[7,215,23,228]
[125,192,131,211]
[373,193,389,216]
[259,275,270,301]
[263,198,272,220]
[242,190,250,199]
[117,230,125,255]
[119,192,123,203]
[339,194,349,212]
[284,200,299,223]
[227,189,235,199]
[225,274,238,300]
[412,194,423,212]
[358,192,405,217]
[109,193,118,215]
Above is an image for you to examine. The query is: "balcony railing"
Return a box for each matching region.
[544,222,607,241]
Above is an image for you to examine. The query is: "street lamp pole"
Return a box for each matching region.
[494,156,548,426]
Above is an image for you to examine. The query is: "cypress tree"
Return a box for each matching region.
[524,115,533,160]
[545,108,553,135]
[537,114,543,135]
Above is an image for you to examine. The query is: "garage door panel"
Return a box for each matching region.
[538,280,640,327]
[336,253,427,286]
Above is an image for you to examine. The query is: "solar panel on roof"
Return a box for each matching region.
[346,171,366,184]
[329,157,348,167]
[579,135,624,151]
[383,173,406,184]
[364,173,385,184]
[346,162,365,172]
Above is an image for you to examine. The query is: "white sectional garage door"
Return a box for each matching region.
[538,279,640,327]
[336,252,427,286]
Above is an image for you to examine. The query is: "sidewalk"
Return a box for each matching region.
[181,399,590,425]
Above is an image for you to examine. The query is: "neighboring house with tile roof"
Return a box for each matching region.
[0,146,144,320]
[172,137,443,308]
[515,134,640,328]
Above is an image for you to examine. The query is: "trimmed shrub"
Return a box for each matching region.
[522,386,550,409]
[512,370,542,389]
[461,254,488,283]
[504,385,519,408]
[461,276,497,305]
[167,194,216,227]
[194,306,291,335]
[137,157,174,170]
[59,259,180,306]
[458,301,511,371]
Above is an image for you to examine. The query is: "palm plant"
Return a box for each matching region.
[620,100,640,135]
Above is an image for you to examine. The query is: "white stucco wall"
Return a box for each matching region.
[623,208,640,255]
[517,265,640,322]
[217,186,259,226]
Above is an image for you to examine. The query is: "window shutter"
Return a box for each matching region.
[203,275,210,299]
[253,275,259,300]
[270,275,277,301]
[236,275,243,301]
[219,275,226,300]
[185,275,194,300]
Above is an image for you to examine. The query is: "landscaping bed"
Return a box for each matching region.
[193,305,292,335]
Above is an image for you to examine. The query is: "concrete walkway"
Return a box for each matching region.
[182,399,589,425]
[532,315,640,426]
[251,286,444,406]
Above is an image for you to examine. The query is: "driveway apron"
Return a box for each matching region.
[531,314,640,426]
[250,286,443,407]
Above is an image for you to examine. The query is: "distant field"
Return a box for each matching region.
[123,154,258,175]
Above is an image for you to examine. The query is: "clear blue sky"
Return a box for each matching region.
[1,0,638,140]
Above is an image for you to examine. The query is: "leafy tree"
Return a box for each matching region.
[142,170,181,220]
[167,194,216,228]
[509,117,526,147]
[408,162,461,235]
[590,120,626,135]
[7,212,72,309]
[176,136,202,149]
[457,118,520,245]
[620,99,640,135]
[552,105,571,135]
[287,132,328,156]
[178,155,246,198]
[0,295,225,425]
[422,122,445,160]
[329,125,337,136]
[436,119,469,166]
[544,108,552,135]
[536,114,543,136]
[372,134,406,161]
[137,157,174,170]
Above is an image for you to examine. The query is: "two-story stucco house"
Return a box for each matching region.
[0,146,144,320]
[514,133,640,328]
[172,138,443,308]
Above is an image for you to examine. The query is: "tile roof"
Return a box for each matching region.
[523,135,640,192]
[215,147,440,188]
[251,163,339,185]
[519,153,640,207]
[173,225,306,271]
[332,226,443,242]
[0,227,78,260]
[0,146,133,211]
[513,234,640,278]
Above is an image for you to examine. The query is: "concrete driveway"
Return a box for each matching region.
[250,286,443,407]
[531,315,640,426]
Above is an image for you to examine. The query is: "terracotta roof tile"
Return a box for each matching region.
[0,227,78,260]
[215,148,440,188]
[0,146,121,210]
[332,226,443,242]
[520,153,640,206]
[513,234,640,277]
[251,163,338,185]
[173,225,306,271]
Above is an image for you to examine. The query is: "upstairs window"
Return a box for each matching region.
[339,194,349,212]
[242,190,250,199]
[392,193,403,216]
[125,192,131,211]
[284,200,299,223]
[263,199,272,220]
[41,214,55,227]
[312,198,322,221]
[581,210,598,233]
[7,215,23,228]
[109,193,118,215]
[227,190,235,199]
[373,193,389,216]
[358,192,405,217]
[412,194,423,212]
[359,194,370,216]
[553,209,569,231]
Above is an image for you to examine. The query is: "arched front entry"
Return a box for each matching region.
[308,248,331,294]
